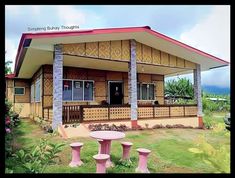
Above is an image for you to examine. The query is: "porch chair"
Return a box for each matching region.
[69,142,84,167]
[120,141,133,162]
[135,148,151,173]
[93,154,110,173]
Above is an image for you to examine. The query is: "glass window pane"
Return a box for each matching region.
[63,80,72,101]
[73,81,83,101]
[84,81,93,101]
[149,84,154,100]
[35,80,41,102]
[137,83,140,100]
[15,88,24,95]
[141,84,147,100]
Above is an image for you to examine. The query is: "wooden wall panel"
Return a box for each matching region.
[161,52,169,66]
[121,40,130,61]
[99,41,110,59]
[152,49,161,65]
[64,68,87,80]
[14,80,30,103]
[43,96,52,107]
[169,55,177,67]
[63,43,85,56]
[155,96,164,104]
[138,74,151,83]
[111,40,122,60]
[62,41,197,70]
[177,57,185,68]
[136,42,142,62]
[124,80,128,97]
[106,71,123,80]
[155,81,164,97]
[86,42,98,57]
[185,60,196,69]
[95,81,106,97]
[142,44,152,63]
[152,74,164,81]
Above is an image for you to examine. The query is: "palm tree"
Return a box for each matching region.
[165,78,194,99]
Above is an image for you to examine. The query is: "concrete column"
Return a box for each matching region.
[129,39,138,128]
[52,45,63,130]
[193,64,203,128]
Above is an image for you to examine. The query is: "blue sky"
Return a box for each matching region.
[5,5,230,88]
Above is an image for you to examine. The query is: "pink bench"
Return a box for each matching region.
[69,142,84,167]
[135,148,151,173]
[93,154,110,173]
[120,141,133,161]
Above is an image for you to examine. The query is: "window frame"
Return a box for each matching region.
[31,84,34,103]
[35,79,41,103]
[137,82,155,101]
[14,87,25,96]
[63,79,94,102]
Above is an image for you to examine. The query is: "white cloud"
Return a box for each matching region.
[180,5,230,61]
[56,6,86,26]
[177,5,230,88]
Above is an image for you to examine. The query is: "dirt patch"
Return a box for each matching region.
[162,165,195,173]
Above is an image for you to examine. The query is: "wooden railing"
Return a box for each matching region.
[47,104,198,124]
[80,104,198,122]
[62,105,81,124]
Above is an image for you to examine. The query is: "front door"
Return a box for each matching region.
[109,82,123,105]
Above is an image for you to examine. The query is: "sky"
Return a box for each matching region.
[5,5,230,88]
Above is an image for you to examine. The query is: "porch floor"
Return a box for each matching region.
[58,117,198,138]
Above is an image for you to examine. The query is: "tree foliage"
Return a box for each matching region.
[5,61,12,74]
[165,78,194,98]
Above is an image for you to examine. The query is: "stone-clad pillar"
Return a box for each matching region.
[193,64,203,128]
[129,39,138,128]
[52,45,63,130]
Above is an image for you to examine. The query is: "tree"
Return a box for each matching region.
[165,77,194,98]
[5,61,12,74]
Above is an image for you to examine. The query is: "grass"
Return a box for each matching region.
[6,112,230,173]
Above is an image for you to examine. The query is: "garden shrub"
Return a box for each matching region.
[12,138,65,173]
[188,123,230,173]
[5,99,20,158]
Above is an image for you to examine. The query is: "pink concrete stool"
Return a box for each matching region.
[93,154,110,173]
[69,142,84,167]
[135,148,151,173]
[120,141,133,161]
[97,139,104,154]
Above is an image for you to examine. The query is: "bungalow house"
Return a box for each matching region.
[5,26,229,130]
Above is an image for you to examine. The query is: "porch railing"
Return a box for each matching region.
[79,104,198,122]
[49,104,197,124]
[62,105,81,124]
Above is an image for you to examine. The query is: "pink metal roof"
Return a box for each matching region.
[14,26,229,75]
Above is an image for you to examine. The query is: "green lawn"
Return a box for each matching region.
[6,112,230,173]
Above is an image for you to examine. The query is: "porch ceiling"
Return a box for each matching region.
[17,48,191,78]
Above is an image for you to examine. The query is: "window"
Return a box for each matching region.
[63,80,94,101]
[31,84,34,102]
[137,83,155,100]
[84,81,93,101]
[73,81,83,101]
[35,79,41,102]
[63,80,72,100]
[14,87,25,95]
